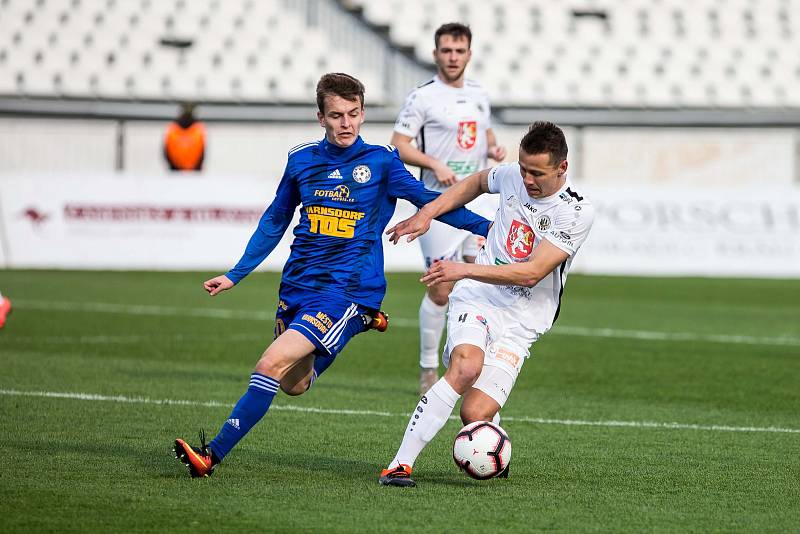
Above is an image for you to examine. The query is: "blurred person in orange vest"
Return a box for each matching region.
[164,103,206,171]
[0,289,11,329]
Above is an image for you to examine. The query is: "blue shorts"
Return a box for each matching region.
[274,284,371,378]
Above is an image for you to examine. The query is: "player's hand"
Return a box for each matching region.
[386,209,433,244]
[488,145,507,162]
[421,260,469,287]
[203,275,234,296]
[432,161,457,187]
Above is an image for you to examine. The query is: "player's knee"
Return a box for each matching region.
[280,379,310,396]
[254,350,288,378]
[427,285,451,307]
[445,350,483,392]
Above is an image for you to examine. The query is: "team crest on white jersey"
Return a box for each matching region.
[352,165,371,183]
[506,219,534,259]
[456,121,477,150]
[536,215,552,231]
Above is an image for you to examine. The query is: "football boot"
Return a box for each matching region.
[174,430,217,478]
[378,464,416,487]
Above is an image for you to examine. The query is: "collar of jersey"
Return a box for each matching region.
[434,74,466,91]
[321,136,364,158]
[530,178,571,203]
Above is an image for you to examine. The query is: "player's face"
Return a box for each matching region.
[433,34,471,84]
[518,149,568,198]
[317,95,365,148]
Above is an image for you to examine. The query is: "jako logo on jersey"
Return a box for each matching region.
[456,121,477,150]
[306,205,365,239]
[352,165,371,183]
[314,185,354,203]
[506,219,534,259]
[327,169,343,179]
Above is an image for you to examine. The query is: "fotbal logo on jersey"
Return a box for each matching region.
[352,165,371,183]
[456,121,477,150]
[506,219,534,259]
[313,185,354,203]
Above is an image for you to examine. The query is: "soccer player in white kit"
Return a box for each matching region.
[379,122,594,487]
[391,23,507,394]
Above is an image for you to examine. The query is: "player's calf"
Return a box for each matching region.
[460,388,502,425]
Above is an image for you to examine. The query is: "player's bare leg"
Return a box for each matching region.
[418,281,454,394]
[255,330,317,378]
[381,343,484,487]
[175,330,315,477]
[460,388,501,424]
[279,353,316,396]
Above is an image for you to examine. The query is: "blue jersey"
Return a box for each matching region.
[225,136,490,309]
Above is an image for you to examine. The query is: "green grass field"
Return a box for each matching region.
[1,270,798,533]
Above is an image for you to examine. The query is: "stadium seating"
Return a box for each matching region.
[0,0,384,104]
[1,0,799,108]
[348,0,800,109]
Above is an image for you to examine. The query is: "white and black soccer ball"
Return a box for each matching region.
[452,421,512,480]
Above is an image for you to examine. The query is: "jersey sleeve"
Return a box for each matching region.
[393,88,426,138]
[225,163,300,284]
[486,164,509,194]
[543,201,595,256]
[386,150,491,237]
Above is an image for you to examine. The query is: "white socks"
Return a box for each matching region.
[418,293,448,369]
[389,377,461,469]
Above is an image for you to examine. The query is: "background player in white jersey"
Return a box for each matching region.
[392,22,508,394]
[379,122,595,487]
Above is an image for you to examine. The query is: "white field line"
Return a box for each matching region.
[11,299,800,348]
[1,388,798,435]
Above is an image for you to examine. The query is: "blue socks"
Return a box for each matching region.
[208,373,280,461]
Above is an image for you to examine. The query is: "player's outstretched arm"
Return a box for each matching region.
[204,275,234,296]
[386,169,490,244]
[421,240,569,288]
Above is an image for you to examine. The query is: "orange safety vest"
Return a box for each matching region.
[164,122,206,170]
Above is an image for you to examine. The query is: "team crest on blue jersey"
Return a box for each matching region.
[352,165,371,183]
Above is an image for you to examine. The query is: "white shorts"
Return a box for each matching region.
[441,296,539,407]
[418,219,474,268]
[418,193,498,267]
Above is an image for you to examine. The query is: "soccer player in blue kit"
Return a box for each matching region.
[173,73,491,478]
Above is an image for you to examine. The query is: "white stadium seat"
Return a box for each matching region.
[0,0,798,108]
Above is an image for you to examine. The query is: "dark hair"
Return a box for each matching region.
[434,22,472,48]
[316,73,365,113]
[519,121,568,164]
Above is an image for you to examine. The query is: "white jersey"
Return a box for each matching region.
[450,163,595,336]
[394,75,492,193]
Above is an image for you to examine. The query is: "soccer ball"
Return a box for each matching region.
[452,421,511,480]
